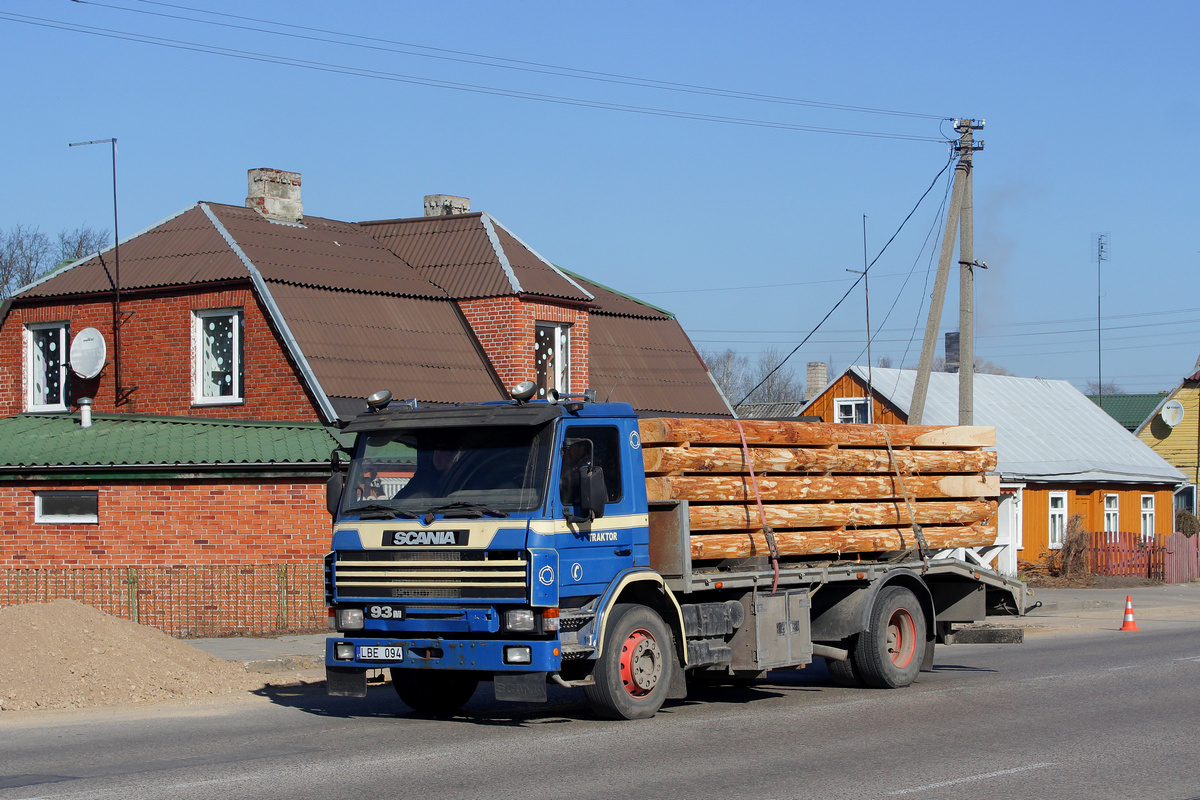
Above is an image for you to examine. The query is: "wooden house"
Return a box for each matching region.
[1135,367,1200,513]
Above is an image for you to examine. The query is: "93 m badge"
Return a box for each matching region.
[383,529,467,546]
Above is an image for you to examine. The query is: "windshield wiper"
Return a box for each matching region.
[423,502,509,519]
[352,503,418,520]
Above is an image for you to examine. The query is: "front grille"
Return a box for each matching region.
[333,549,528,600]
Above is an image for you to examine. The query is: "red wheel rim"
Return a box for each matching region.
[618,627,663,698]
[886,608,917,669]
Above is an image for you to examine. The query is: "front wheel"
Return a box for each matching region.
[584,603,675,720]
[853,586,926,689]
[391,669,479,715]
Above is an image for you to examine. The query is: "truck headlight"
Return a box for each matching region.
[504,646,532,665]
[337,608,364,630]
[504,609,536,633]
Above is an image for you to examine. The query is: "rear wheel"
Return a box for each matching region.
[853,586,926,689]
[825,649,865,687]
[390,669,479,715]
[584,603,675,719]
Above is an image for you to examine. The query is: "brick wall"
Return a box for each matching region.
[0,285,320,421]
[458,296,590,393]
[0,477,330,569]
[0,476,331,635]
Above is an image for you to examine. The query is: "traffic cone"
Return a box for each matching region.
[1119,595,1140,631]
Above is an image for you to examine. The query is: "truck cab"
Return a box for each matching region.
[325,390,661,716]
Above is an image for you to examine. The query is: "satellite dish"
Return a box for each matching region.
[1161,399,1185,428]
[69,327,107,379]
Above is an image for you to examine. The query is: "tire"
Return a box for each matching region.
[825,649,866,688]
[853,586,926,689]
[584,603,675,720]
[391,669,479,715]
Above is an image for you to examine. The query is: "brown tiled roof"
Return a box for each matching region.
[361,213,591,302]
[209,205,446,299]
[267,285,503,405]
[567,272,672,319]
[489,222,591,302]
[589,314,730,415]
[15,205,246,298]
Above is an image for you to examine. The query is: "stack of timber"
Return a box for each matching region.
[638,418,999,563]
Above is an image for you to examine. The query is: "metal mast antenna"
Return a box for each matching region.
[1095,234,1108,409]
[69,137,134,405]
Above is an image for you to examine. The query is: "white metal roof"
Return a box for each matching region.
[830,367,1185,485]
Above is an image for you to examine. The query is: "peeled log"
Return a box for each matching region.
[687,499,996,531]
[689,525,996,560]
[643,446,998,476]
[639,418,995,448]
[646,474,998,503]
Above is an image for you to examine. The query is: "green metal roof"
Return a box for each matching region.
[0,413,351,471]
[1086,393,1166,432]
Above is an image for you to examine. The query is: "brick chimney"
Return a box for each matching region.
[945,332,960,374]
[424,194,471,217]
[806,361,828,399]
[246,168,303,223]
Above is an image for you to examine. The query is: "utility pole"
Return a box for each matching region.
[1095,234,1108,409]
[910,119,984,425]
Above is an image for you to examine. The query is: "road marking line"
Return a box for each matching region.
[886,763,1054,796]
[1106,664,1142,671]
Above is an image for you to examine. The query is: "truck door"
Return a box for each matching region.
[554,423,636,596]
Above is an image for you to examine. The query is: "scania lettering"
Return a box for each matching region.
[324,383,1025,719]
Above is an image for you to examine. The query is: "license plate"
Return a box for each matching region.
[357,645,404,661]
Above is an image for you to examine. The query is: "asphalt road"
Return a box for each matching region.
[2,615,1199,800]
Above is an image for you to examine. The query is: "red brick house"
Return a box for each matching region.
[0,168,727,633]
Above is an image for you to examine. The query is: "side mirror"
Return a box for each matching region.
[327,448,347,518]
[577,466,606,521]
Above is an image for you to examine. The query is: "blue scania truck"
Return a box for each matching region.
[324,385,1024,719]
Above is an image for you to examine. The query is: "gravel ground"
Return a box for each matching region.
[0,600,276,712]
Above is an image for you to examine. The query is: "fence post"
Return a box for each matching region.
[125,568,139,623]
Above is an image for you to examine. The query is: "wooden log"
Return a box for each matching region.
[688,525,996,560]
[639,418,995,448]
[646,474,999,503]
[686,500,996,531]
[643,446,998,476]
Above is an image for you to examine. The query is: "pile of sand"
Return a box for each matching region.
[0,600,265,712]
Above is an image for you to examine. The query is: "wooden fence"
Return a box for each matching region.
[1165,533,1200,584]
[1086,531,1165,580]
[0,563,327,637]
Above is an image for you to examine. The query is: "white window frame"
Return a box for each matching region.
[1104,493,1120,540]
[25,322,71,412]
[1048,491,1067,550]
[34,490,99,524]
[1140,494,1155,540]
[192,308,243,405]
[534,321,570,398]
[835,397,871,424]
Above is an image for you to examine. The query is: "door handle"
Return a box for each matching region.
[614,548,632,557]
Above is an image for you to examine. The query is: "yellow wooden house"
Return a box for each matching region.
[1136,368,1200,513]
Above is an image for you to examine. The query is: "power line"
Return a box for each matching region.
[0,11,948,142]
[734,154,956,405]
[87,0,947,122]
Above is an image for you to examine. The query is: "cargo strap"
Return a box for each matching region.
[879,424,930,572]
[734,419,780,593]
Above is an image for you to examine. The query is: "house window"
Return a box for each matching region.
[835,397,871,424]
[1048,491,1067,550]
[35,491,98,524]
[26,322,70,412]
[1104,493,1120,540]
[1141,494,1155,540]
[535,322,570,398]
[193,309,243,404]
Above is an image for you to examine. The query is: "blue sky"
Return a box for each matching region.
[3,1,1197,395]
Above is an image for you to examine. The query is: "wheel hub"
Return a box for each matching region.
[886,609,916,668]
[619,628,662,697]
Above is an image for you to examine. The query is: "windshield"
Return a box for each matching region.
[343,424,553,516]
